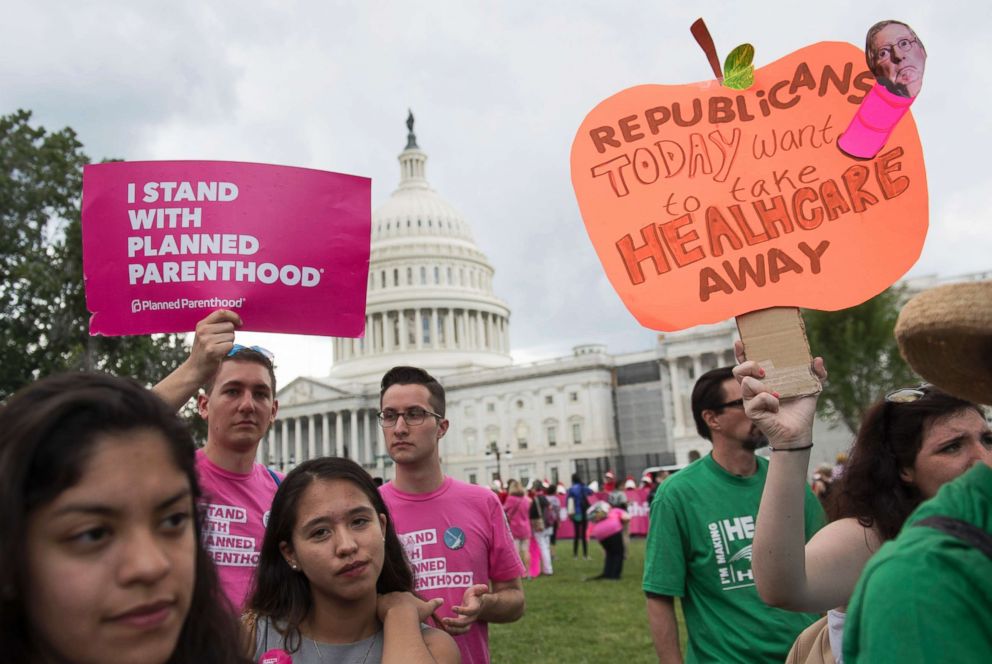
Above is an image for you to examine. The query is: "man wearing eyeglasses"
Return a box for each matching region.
[866,20,926,98]
[153,309,281,611]
[377,366,526,664]
[643,366,825,663]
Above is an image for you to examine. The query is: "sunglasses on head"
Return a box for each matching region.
[227,344,275,361]
[884,384,932,404]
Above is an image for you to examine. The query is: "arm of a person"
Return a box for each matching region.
[443,578,524,635]
[152,309,241,410]
[380,595,460,664]
[756,459,878,611]
[735,343,877,611]
[645,594,683,664]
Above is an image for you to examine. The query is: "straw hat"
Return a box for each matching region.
[894,281,992,405]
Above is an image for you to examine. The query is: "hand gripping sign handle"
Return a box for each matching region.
[837,83,916,159]
[736,307,822,400]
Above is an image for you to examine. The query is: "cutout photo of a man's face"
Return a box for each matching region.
[866,20,927,98]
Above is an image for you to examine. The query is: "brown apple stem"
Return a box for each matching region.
[690,18,723,82]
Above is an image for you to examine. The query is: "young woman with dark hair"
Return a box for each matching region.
[0,372,249,664]
[245,457,459,663]
[735,346,991,662]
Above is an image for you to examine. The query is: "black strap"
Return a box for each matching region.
[916,516,992,558]
[267,467,282,487]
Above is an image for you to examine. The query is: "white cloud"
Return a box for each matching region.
[2,0,988,385]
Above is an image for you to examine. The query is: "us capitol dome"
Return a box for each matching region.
[329,112,512,382]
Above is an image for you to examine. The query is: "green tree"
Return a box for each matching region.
[0,109,192,405]
[802,286,917,434]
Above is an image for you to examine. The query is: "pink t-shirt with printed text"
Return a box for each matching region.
[195,449,280,611]
[380,476,525,664]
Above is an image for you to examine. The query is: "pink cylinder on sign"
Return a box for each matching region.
[838,83,916,159]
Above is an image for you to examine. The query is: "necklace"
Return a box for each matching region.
[312,630,378,663]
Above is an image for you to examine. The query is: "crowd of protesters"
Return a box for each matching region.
[3,273,991,664]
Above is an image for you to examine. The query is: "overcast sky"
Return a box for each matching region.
[3,1,988,387]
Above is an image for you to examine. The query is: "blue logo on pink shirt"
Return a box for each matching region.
[443,527,466,550]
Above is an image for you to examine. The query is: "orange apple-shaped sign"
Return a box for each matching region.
[571,41,927,331]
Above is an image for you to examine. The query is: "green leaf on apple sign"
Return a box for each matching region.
[723,43,755,90]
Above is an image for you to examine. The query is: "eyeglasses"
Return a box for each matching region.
[876,38,918,62]
[885,384,932,403]
[716,398,744,410]
[227,344,275,361]
[377,407,443,427]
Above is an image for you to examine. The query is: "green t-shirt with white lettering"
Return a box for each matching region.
[643,453,825,663]
[844,463,992,664]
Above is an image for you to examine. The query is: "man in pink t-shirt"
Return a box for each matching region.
[154,310,281,611]
[377,366,526,664]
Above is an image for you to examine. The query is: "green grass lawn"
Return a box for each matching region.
[489,538,685,663]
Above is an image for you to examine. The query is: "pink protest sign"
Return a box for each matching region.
[82,160,371,336]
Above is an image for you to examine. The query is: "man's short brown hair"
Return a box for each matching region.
[204,349,277,395]
[379,366,445,416]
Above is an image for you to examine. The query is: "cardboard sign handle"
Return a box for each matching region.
[736,307,822,400]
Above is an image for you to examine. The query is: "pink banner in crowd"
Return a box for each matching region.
[624,488,650,536]
[555,488,651,539]
[82,160,371,336]
[557,516,575,540]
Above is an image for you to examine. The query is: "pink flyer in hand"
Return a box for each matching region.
[82,160,371,337]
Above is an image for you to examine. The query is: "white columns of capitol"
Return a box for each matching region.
[363,315,370,356]
[278,420,287,468]
[431,309,439,349]
[294,418,303,466]
[375,414,384,466]
[350,410,359,461]
[414,309,423,349]
[668,360,685,436]
[399,310,408,350]
[692,355,703,383]
[366,410,376,464]
[445,310,455,349]
[307,415,316,460]
[322,413,330,457]
[335,412,344,457]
